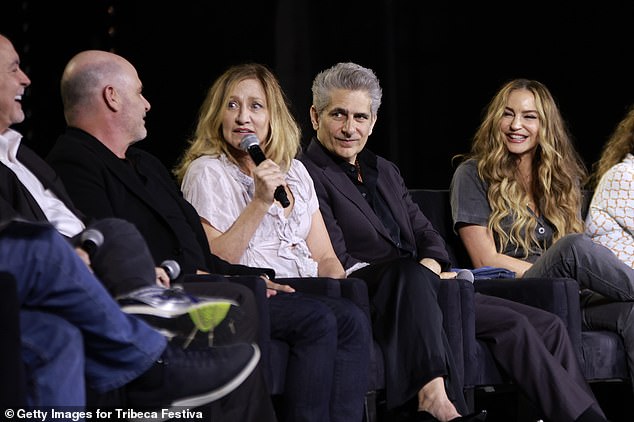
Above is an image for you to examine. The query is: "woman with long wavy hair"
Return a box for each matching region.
[451,78,634,302]
[450,79,634,419]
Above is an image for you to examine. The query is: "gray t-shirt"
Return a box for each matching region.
[450,159,553,262]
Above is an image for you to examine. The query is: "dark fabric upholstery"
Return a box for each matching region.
[0,272,25,408]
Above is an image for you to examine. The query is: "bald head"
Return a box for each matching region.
[61,50,135,124]
[0,33,31,132]
[59,49,150,157]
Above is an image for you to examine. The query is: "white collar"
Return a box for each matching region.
[0,128,23,163]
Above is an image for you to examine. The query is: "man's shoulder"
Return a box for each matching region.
[127,146,166,167]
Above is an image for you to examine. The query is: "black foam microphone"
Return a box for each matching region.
[239,134,290,208]
[160,260,181,281]
[79,228,104,257]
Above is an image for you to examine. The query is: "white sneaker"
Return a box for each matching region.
[119,286,239,348]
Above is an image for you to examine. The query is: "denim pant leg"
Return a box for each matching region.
[308,294,371,422]
[0,221,166,392]
[526,233,634,301]
[582,292,634,395]
[20,310,85,407]
[269,292,337,422]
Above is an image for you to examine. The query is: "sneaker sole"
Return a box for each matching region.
[124,301,239,348]
[120,299,238,318]
[127,343,261,422]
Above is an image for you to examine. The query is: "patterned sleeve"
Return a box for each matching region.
[585,156,634,267]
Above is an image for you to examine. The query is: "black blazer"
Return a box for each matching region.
[47,127,273,279]
[299,138,451,271]
[0,142,88,225]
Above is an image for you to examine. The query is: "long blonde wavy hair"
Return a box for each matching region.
[459,79,586,256]
[588,105,634,189]
[174,63,301,182]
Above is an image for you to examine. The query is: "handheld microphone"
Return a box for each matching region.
[239,134,290,208]
[455,269,475,283]
[79,228,104,257]
[160,260,181,281]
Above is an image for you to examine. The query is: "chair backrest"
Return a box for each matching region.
[409,189,471,268]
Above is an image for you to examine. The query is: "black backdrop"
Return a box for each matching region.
[5,1,634,189]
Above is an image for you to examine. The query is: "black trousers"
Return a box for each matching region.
[475,293,601,421]
[352,257,467,413]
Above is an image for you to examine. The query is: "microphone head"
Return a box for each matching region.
[80,229,104,256]
[160,260,181,280]
[455,269,475,283]
[80,228,104,247]
[239,134,259,151]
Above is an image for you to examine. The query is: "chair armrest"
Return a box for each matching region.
[474,277,583,361]
[440,278,476,389]
[279,277,342,297]
[0,272,25,407]
[338,277,371,320]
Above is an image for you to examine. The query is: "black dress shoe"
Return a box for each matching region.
[450,410,487,422]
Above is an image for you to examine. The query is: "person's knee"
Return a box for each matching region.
[300,302,338,339]
[338,300,371,343]
[389,258,441,297]
[22,313,84,365]
[552,233,587,255]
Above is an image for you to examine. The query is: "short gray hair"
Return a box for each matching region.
[311,62,382,116]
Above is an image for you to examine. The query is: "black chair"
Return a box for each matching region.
[0,272,26,409]
[410,188,630,417]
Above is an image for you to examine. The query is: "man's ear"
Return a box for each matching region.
[310,105,320,130]
[103,85,120,112]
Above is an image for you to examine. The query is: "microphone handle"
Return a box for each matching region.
[247,145,267,165]
[274,185,290,208]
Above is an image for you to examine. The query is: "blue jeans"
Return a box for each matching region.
[526,233,634,301]
[0,221,166,405]
[20,311,85,406]
[269,290,370,422]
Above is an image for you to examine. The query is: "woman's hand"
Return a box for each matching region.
[252,159,288,206]
[263,276,295,298]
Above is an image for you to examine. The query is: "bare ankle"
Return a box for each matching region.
[417,377,461,422]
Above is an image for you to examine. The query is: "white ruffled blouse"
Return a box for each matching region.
[181,154,320,277]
